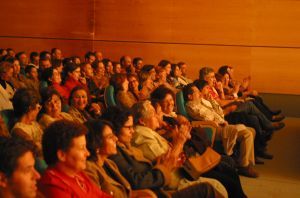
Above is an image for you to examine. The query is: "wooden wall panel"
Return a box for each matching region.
[0,37,92,59]
[0,0,94,39]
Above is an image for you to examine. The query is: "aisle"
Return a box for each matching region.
[240,117,300,198]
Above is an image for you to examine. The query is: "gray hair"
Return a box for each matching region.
[131,100,153,125]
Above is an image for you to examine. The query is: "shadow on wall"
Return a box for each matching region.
[260,93,300,118]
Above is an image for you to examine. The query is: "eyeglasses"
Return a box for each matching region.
[122,125,134,130]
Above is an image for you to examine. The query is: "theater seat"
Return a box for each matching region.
[104,85,117,107]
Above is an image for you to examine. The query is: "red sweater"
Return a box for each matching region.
[39,166,111,198]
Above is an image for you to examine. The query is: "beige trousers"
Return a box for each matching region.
[217,125,255,167]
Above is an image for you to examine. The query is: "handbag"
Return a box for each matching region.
[183,147,221,180]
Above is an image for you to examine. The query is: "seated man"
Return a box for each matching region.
[0,137,41,198]
[183,83,259,178]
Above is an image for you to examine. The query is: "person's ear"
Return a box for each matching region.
[0,172,8,188]
[138,118,146,126]
[187,94,193,101]
[57,150,67,162]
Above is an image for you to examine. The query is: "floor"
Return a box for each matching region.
[240,117,300,198]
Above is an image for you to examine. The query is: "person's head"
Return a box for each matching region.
[69,86,89,110]
[85,120,118,161]
[41,88,62,118]
[42,120,89,173]
[120,55,132,69]
[92,60,105,77]
[41,68,61,85]
[141,64,156,81]
[0,61,14,81]
[171,63,181,78]
[110,73,128,92]
[12,88,41,120]
[39,51,51,60]
[102,107,134,145]
[25,65,39,81]
[84,51,96,64]
[158,60,171,75]
[15,52,28,66]
[102,58,113,74]
[194,80,210,99]
[178,62,187,77]
[51,48,62,60]
[156,67,167,82]
[6,48,15,57]
[94,51,103,61]
[127,73,139,91]
[150,85,175,115]
[132,100,160,130]
[6,57,20,76]
[29,52,39,66]
[133,57,143,72]
[0,137,40,198]
[218,65,233,79]
[80,62,93,78]
[138,70,152,88]
[113,62,121,74]
[51,59,63,73]
[182,83,201,102]
[199,67,215,87]
[39,58,51,70]
[64,62,81,81]
[71,56,81,65]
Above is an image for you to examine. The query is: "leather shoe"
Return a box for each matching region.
[255,157,264,164]
[270,122,285,131]
[272,114,285,122]
[257,151,274,160]
[272,109,282,115]
[238,166,259,178]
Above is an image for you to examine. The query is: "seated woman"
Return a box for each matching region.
[63,62,87,96]
[42,67,70,103]
[110,73,137,109]
[39,120,111,197]
[38,88,73,130]
[169,63,188,89]
[7,57,27,89]
[84,119,157,198]
[103,106,226,198]
[68,86,102,123]
[11,88,43,150]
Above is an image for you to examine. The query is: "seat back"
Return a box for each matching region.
[0,109,16,131]
[176,90,190,119]
[104,85,117,107]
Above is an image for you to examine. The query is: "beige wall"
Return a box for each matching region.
[1,0,300,94]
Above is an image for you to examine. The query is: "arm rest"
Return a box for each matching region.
[191,121,217,147]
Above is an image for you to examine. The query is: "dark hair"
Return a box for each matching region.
[102,58,111,68]
[0,136,37,177]
[0,61,13,75]
[150,85,175,102]
[170,63,179,77]
[85,119,114,162]
[40,67,54,84]
[133,57,143,67]
[40,51,51,59]
[182,83,196,101]
[64,62,79,74]
[15,51,26,60]
[42,120,87,166]
[218,65,232,76]
[85,51,95,60]
[5,57,17,64]
[199,67,214,80]
[91,60,103,70]
[141,64,154,73]
[193,79,208,91]
[110,73,127,91]
[69,86,89,106]
[51,48,59,54]
[40,88,62,107]
[30,52,39,62]
[52,59,63,69]
[158,60,171,68]
[25,65,37,75]
[12,88,40,118]
[101,106,132,136]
